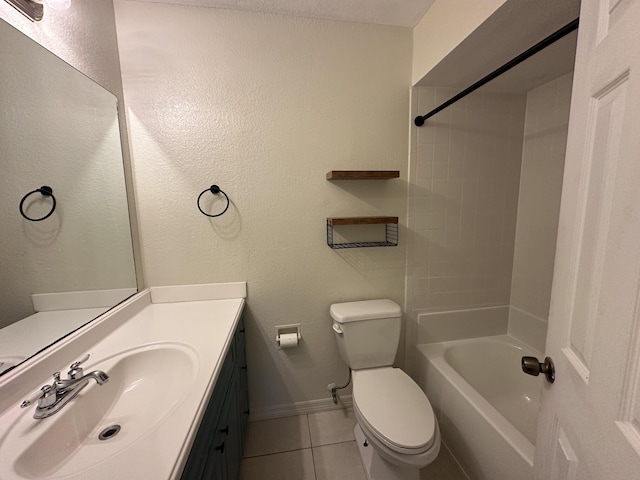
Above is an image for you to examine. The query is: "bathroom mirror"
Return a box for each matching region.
[0,19,137,376]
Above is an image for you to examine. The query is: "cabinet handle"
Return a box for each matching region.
[215,441,225,453]
[240,328,245,333]
[220,425,229,435]
[241,365,248,370]
[244,409,250,415]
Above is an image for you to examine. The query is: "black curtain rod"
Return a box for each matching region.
[414,17,579,127]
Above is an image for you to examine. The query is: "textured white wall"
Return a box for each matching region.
[115,1,412,412]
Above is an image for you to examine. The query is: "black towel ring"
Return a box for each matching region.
[197,185,230,218]
[19,186,57,222]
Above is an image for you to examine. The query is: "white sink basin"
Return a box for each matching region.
[0,343,198,479]
[0,290,246,479]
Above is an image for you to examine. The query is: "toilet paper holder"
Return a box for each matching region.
[276,324,301,349]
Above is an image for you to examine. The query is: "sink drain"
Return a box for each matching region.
[98,424,121,441]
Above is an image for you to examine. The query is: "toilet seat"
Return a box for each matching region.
[352,367,436,455]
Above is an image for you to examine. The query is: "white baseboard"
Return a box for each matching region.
[249,395,353,422]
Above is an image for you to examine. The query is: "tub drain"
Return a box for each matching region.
[98,424,121,441]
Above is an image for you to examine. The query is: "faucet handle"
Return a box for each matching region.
[69,354,90,370]
[21,385,55,409]
[68,354,90,379]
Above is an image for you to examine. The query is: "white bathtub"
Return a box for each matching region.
[415,335,544,480]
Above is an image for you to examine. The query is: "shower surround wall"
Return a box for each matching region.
[114,1,411,417]
[406,87,526,319]
[407,74,573,360]
[509,73,573,351]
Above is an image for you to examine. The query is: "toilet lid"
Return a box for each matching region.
[353,368,436,453]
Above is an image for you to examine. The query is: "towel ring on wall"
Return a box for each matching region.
[197,185,230,218]
[19,186,57,222]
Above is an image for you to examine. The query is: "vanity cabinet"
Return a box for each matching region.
[181,316,249,480]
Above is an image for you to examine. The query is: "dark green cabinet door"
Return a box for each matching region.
[181,315,249,480]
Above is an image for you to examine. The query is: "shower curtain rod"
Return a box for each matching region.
[414,17,579,127]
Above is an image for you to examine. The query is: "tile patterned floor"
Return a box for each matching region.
[240,409,469,480]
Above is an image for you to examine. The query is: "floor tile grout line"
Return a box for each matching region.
[309,410,355,449]
[243,413,313,457]
[242,446,313,459]
[312,439,358,449]
[243,438,357,459]
[242,411,360,478]
[307,414,318,480]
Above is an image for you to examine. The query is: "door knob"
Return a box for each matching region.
[521,356,555,383]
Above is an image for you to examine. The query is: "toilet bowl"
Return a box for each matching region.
[352,368,440,469]
[330,300,441,480]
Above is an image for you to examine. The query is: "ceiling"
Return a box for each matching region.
[135,0,436,27]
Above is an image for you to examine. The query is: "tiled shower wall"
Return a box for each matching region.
[406,87,527,316]
[405,75,573,358]
[508,73,573,350]
[405,86,526,363]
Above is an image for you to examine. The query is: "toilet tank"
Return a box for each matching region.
[330,299,402,370]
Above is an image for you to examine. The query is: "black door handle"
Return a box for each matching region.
[522,356,555,383]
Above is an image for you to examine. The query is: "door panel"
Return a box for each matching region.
[535,0,640,478]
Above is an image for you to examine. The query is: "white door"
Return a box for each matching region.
[534,0,640,478]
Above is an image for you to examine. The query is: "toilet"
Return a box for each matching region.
[330,299,440,480]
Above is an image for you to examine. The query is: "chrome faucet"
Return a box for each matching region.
[20,354,109,419]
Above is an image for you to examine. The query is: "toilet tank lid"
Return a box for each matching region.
[330,299,401,323]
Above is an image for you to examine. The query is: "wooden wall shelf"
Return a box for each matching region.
[326,217,398,249]
[326,170,400,180]
[327,216,398,226]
